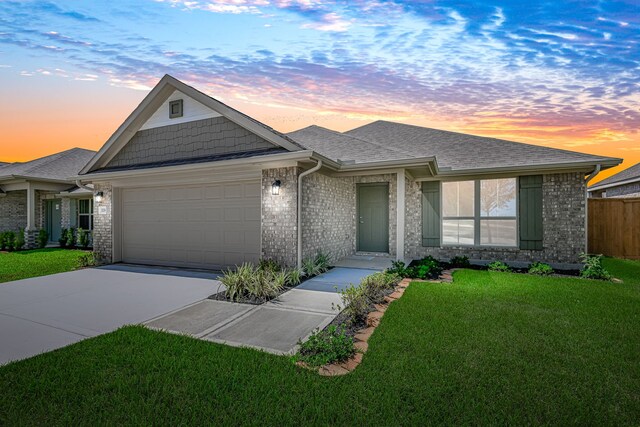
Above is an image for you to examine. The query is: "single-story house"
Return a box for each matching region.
[588,162,640,198]
[0,148,96,246]
[76,75,621,269]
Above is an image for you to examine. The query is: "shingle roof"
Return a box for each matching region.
[338,120,618,171]
[287,125,413,163]
[0,148,96,182]
[589,162,640,189]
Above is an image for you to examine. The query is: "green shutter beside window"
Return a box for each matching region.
[519,175,543,250]
[422,181,440,247]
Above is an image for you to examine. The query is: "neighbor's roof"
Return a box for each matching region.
[320,120,620,172]
[589,162,640,190]
[0,148,96,182]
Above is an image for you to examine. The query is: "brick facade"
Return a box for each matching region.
[261,167,300,267]
[106,117,277,169]
[0,190,27,231]
[405,172,586,266]
[92,183,112,263]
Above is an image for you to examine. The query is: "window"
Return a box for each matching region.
[169,99,183,118]
[441,178,517,247]
[78,199,93,230]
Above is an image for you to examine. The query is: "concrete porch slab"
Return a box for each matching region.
[265,289,341,315]
[333,255,395,270]
[203,306,334,354]
[146,300,253,336]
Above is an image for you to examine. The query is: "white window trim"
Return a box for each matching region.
[77,198,94,231]
[441,178,519,248]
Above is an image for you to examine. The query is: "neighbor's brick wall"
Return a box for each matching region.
[261,167,299,267]
[301,173,355,261]
[107,117,277,169]
[606,182,640,198]
[0,190,26,231]
[406,172,586,266]
[92,183,112,263]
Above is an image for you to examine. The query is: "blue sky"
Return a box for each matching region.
[0,0,638,177]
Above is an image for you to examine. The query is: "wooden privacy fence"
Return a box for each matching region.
[588,197,640,260]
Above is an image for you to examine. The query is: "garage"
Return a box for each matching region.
[120,180,261,270]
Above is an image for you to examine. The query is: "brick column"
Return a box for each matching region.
[92,183,112,264]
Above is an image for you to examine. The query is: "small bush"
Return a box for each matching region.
[314,252,331,274]
[58,228,68,248]
[0,232,7,251]
[37,229,48,249]
[406,256,443,279]
[529,262,554,276]
[4,231,16,251]
[580,254,612,281]
[287,268,303,286]
[76,252,97,268]
[488,261,511,272]
[258,258,281,273]
[65,228,76,248]
[361,272,400,304]
[14,229,25,251]
[220,263,287,302]
[386,260,410,277]
[295,325,355,367]
[335,284,369,325]
[450,255,471,269]
[77,228,90,249]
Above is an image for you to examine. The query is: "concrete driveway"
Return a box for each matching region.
[0,265,220,365]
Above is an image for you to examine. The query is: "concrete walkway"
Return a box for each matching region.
[146,267,376,354]
[0,265,220,365]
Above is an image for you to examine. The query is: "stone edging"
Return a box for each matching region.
[315,270,454,376]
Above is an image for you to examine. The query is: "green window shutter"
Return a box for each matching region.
[421,181,440,247]
[70,199,78,228]
[519,175,543,250]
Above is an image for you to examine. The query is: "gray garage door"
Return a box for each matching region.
[121,180,260,270]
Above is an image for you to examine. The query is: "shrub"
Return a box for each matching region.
[335,284,369,325]
[488,261,511,272]
[220,263,287,302]
[258,258,281,273]
[287,268,303,286]
[76,252,97,268]
[58,228,68,248]
[65,228,76,248]
[406,256,443,279]
[37,229,48,249]
[529,262,554,276]
[77,228,90,249]
[450,255,471,269]
[386,260,409,277]
[0,232,7,251]
[295,325,355,367]
[361,272,401,304]
[14,229,25,251]
[580,254,612,281]
[4,231,16,251]
[314,251,331,274]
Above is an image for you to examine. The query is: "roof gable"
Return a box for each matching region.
[80,75,302,175]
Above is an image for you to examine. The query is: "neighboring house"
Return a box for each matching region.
[77,75,621,269]
[588,162,640,198]
[0,148,96,246]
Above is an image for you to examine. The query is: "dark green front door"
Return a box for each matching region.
[357,183,389,252]
[45,199,62,243]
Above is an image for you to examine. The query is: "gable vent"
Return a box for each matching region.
[169,99,183,118]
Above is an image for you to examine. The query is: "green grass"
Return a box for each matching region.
[0,248,88,283]
[1,258,639,425]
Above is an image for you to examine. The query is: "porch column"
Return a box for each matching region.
[26,182,36,231]
[396,169,405,262]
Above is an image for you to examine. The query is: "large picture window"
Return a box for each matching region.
[442,178,517,247]
[78,199,94,230]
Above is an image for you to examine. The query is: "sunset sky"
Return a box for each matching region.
[0,0,638,182]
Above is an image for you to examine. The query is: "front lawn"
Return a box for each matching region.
[0,248,89,283]
[1,258,638,425]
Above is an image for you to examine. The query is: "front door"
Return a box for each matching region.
[45,199,62,244]
[357,183,389,252]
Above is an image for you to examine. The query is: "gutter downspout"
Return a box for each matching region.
[584,164,602,254]
[297,160,322,269]
[75,179,94,192]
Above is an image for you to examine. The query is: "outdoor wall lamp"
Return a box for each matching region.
[271,179,281,196]
[95,191,104,203]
